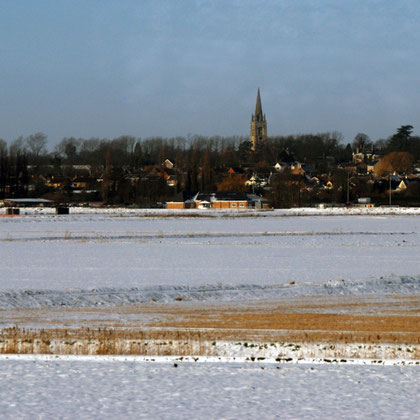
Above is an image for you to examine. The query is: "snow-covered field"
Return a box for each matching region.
[0,211,419,307]
[0,356,419,419]
[1,210,419,418]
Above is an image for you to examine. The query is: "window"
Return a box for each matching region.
[231,203,236,207]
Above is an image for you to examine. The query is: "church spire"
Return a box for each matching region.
[255,88,263,119]
[250,88,267,151]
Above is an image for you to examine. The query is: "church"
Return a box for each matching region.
[250,88,267,151]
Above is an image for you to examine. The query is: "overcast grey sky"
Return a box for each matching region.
[1,0,419,147]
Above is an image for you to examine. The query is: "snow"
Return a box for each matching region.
[0,213,419,307]
[0,356,418,419]
[0,276,418,309]
[0,210,419,417]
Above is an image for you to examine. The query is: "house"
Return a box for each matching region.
[166,175,178,187]
[46,176,71,190]
[396,179,409,192]
[290,163,305,176]
[274,162,288,172]
[301,164,316,177]
[318,176,333,190]
[245,174,267,188]
[167,192,270,210]
[162,159,175,170]
[71,177,94,190]
[227,167,245,175]
[212,192,249,209]
[194,193,213,209]
[390,175,402,191]
[166,192,195,209]
[395,177,420,192]
[352,146,382,163]
[247,194,270,209]
[62,165,92,176]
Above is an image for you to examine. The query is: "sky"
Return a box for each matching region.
[1,0,419,148]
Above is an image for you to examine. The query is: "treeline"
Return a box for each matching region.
[0,151,29,198]
[0,132,355,174]
[2,127,420,169]
[1,126,419,204]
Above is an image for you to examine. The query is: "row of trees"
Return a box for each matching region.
[2,126,419,169]
[0,152,29,197]
[0,133,47,159]
[352,125,420,158]
[1,126,419,165]
[0,126,419,205]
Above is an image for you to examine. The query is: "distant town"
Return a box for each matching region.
[1,91,420,209]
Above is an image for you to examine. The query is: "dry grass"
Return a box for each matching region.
[157,311,419,333]
[1,295,419,355]
[0,327,215,356]
[0,324,419,357]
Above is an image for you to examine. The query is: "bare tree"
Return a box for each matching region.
[352,133,371,151]
[9,136,25,156]
[81,138,101,153]
[55,137,81,160]
[26,132,47,157]
[331,131,344,143]
[111,135,136,154]
[374,138,387,151]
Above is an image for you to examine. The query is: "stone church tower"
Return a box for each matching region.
[250,88,267,151]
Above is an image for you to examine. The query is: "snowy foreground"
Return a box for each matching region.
[0,210,419,418]
[0,211,420,306]
[0,356,419,419]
